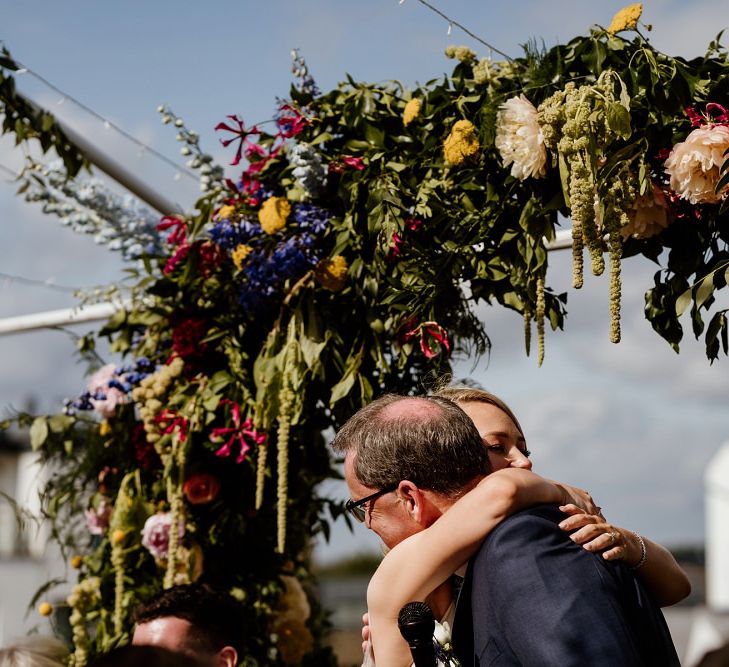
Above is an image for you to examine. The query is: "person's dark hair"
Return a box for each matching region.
[132,583,244,659]
[89,645,204,667]
[331,394,490,495]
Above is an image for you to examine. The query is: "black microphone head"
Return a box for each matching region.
[398,601,435,643]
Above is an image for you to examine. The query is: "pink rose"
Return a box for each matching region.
[141,512,184,560]
[85,498,111,536]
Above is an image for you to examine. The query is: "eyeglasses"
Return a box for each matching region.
[345,482,400,523]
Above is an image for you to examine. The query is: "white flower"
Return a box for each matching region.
[495,94,547,180]
[433,620,451,646]
[664,124,729,204]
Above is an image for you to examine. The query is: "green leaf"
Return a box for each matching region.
[695,273,715,310]
[48,414,74,433]
[29,417,49,450]
[605,103,631,140]
[330,371,357,405]
[675,287,692,317]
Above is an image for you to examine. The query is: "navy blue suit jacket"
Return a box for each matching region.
[452,505,679,666]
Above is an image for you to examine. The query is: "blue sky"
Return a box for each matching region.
[1,1,728,562]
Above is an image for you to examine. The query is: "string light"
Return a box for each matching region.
[9,60,198,181]
[402,0,513,61]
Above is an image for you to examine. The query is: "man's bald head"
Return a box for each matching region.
[331,394,490,496]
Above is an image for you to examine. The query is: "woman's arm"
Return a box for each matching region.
[558,504,691,607]
[367,468,569,666]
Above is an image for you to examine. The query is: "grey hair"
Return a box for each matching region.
[331,394,490,496]
[0,636,67,667]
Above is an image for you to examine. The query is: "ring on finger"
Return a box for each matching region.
[609,531,618,544]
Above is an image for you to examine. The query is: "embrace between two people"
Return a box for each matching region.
[333,388,688,666]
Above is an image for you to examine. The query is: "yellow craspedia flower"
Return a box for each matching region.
[99,420,111,437]
[217,204,236,220]
[607,3,642,35]
[71,555,83,569]
[231,244,253,269]
[443,119,480,165]
[403,99,421,127]
[111,529,126,546]
[38,602,53,616]
[258,197,291,235]
[314,256,348,292]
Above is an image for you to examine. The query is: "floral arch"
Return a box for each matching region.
[1,5,728,665]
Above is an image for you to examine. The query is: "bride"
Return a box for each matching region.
[360,386,690,666]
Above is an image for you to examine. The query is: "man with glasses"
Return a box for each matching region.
[332,393,678,666]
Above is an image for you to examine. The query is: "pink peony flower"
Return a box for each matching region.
[87,364,127,418]
[664,124,729,204]
[141,512,184,561]
[85,498,111,536]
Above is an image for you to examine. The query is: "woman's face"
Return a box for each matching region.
[459,401,531,472]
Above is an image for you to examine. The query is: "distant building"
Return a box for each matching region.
[0,430,65,644]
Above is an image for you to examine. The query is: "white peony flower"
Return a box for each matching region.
[664,124,729,204]
[495,94,547,180]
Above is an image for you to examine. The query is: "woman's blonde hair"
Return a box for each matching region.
[0,636,67,667]
[432,385,525,438]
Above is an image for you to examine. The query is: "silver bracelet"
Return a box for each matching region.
[631,532,647,570]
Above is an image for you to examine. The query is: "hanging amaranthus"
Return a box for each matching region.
[276,380,293,554]
[523,302,532,357]
[164,407,190,588]
[536,275,546,366]
[539,70,631,337]
[67,577,101,667]
[255,439,268,510]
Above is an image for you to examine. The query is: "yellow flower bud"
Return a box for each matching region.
[111,529,126,546]
[99,420,112,437]
[443,120,480,165]
[231,244,253,270]
[38,602,53,616]
[71,555,83,569]
[314,256,349,292]
[403,99,421,127]
[258,197,291,235]
[607,3,642,35]
[217,204,236,220]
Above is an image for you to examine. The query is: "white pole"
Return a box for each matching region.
[0,300,130,336]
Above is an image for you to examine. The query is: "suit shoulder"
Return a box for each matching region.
[477,505,567,556]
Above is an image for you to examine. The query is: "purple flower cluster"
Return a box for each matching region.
[64,358,154,415]
[236,203,331,312]
[208,218,262,251]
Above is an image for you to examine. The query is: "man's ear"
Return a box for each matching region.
[396,480,428,526]
[217,646,238,667]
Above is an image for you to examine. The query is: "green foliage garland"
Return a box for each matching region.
[2,9,729,665]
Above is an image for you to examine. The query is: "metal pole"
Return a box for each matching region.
[24,98,183,216]
[0,301,130,336]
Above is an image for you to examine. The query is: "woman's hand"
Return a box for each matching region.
[362,612,371,654]
[558,504,642,565]
[554,483,601,517]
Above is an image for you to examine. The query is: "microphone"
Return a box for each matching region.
[398,601,437,667]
